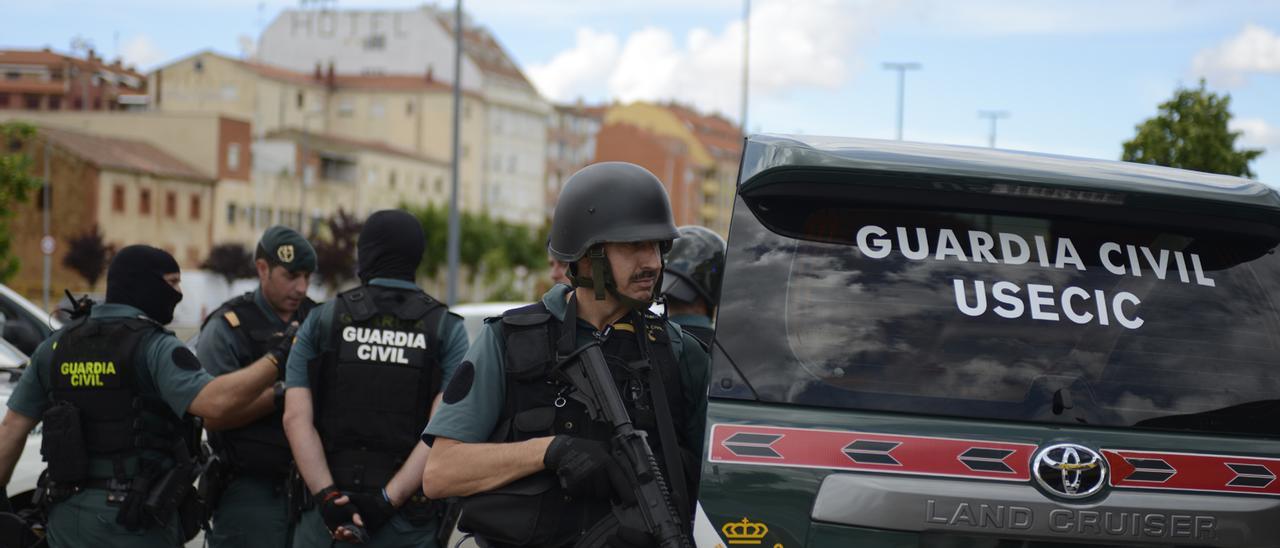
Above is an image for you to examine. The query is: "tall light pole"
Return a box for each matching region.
[978,110,1010,148]
[882,62,921,140]
[740,0,750,135]
[446,0,463,306]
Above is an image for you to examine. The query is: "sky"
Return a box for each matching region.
[6,0,1280,182]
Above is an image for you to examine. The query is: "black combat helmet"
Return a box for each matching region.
[661,225,726,309]
[549,162,679,304]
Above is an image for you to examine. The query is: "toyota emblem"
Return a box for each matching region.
[1032,443,1107,499]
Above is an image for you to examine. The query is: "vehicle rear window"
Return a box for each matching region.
[714,194,1280,437]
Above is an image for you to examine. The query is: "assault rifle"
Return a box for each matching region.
[557,342,693,548]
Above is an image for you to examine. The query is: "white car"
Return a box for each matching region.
[449,302,525,342]
[0,284,62,357]
[0,338,42,507]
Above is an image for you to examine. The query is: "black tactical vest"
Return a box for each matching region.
[677,323,713,352]
[312,285,446,492]
[202,292,316,477]
[45,317,186,478]
[476,302,694,546]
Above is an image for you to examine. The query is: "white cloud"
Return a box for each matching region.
[1192,24,1280,87]
[528,0,879,121]
[1231,118,1280,149]
[899,0,1261,36]
[526,28,620,102]
[119,34,167,70]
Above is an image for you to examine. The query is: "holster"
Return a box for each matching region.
[285,467,310,524]
[196,453,228,519]
[143,459,193,527]
[40,402,88,484]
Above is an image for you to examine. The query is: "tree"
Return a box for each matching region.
[62,224,113,288]
[201,243,256,285]
[1122,80,1264,178]
[0,122,42,282]
[312,208,362,291]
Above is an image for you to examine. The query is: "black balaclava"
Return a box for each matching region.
[357,209,425,283]
[105,245,183,325]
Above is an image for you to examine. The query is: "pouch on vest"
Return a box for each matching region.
[458,472,565,547]
[40,401,88,483]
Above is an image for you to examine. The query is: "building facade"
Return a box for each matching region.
[546,103,605,222]
[7,127,215,298]
[256,7,550,227]
[0,49,146,112]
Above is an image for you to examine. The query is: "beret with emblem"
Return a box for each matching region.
[258,225,316,273]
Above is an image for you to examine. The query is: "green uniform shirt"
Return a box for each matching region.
[6,303,213,478]
[422,285,712,454]
[7,303,213,420]
[670,313,713,331]
[196,288,293,376]
[283,278,470,391]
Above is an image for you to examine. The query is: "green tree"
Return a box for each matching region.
[1122,80,1264,178]
[0,122,42,282]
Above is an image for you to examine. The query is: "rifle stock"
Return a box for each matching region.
[565,342,692,548]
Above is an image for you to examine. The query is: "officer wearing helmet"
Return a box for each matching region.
[421,162,710,547]
[661,226,726,349]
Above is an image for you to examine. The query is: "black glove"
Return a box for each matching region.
[346,490,397,534]
[316,485,366,541]
[266,322,300,378]
[543,435,619,498]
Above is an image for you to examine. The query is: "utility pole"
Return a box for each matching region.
[446,0,463,306]
[978,110,1010,148]
[42,138,51,311]
[740,0,750,135]
[882,62,921,140]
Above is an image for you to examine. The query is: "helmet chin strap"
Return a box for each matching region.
[567,246,657,311]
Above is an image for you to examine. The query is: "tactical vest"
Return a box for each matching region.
[202,292,316,477]
[470,302,693,547]
[312,285,446,493]
[678,323,713,352]
[44,317,187,483]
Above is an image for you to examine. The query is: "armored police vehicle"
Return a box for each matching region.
[697,135,1280,547]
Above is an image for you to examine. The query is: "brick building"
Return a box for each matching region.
[7,127,215,298]
[0,49,146,112]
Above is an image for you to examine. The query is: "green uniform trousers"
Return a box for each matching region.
[47,488,183,548]
[208,475,291,548]
[291,507,438,548]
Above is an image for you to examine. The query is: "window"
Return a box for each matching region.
[296,91,304,110]
[193,59,204,72]
[363,34,386,50]
[337,98,354,117]
[419,176,426,192]
[92,98,101,110]
[434,177,443,194]
[165,191,177,217]
[406,100,414,115]
[226,203,236,225]
[112,185,126,212]
[48,96,60,110]
[191,195,202,220]
[24,94,40,110]
[4,72,18,80]
[0,93,8,107]
[35,183,51,209]
[389,170,397,188]
[227,143,241,171]
[139,188,151,215]
[715,195,1280,438]
[370,100,385,119]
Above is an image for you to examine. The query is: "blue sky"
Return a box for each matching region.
[7,0,1280,181]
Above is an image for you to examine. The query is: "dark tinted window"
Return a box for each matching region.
[714,194,1280,437]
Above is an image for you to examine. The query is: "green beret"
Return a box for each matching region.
[258,225,316,273]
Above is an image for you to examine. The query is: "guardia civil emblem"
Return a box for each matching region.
[277,245,295,263]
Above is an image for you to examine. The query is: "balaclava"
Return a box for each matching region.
[105,245,183,325]
[357,209,425,283]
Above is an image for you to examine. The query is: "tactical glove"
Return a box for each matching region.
[266,322,300,378]
[543,435,622,498]
[346,490,397,534]
[315,485,367,542]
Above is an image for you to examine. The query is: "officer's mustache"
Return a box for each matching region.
[630,270,658,283]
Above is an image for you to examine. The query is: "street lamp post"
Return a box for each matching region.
[882,62,921,141]
[978,110,1010,148]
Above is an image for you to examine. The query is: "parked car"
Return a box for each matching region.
[697,134,1280,547]
[0,284,61,357]
[450,301,526,342]
[0,338,42,507]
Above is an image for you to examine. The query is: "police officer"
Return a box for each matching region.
[196,226,317,547]
[282,209,469,547]
[421,162,711,547]
[660,225,726,349]
[0,245,288,547]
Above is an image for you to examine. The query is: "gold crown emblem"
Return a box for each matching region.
[277,244,295,263]
[722,518,768,545]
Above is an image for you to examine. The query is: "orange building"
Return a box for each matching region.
[0,49,146,112]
